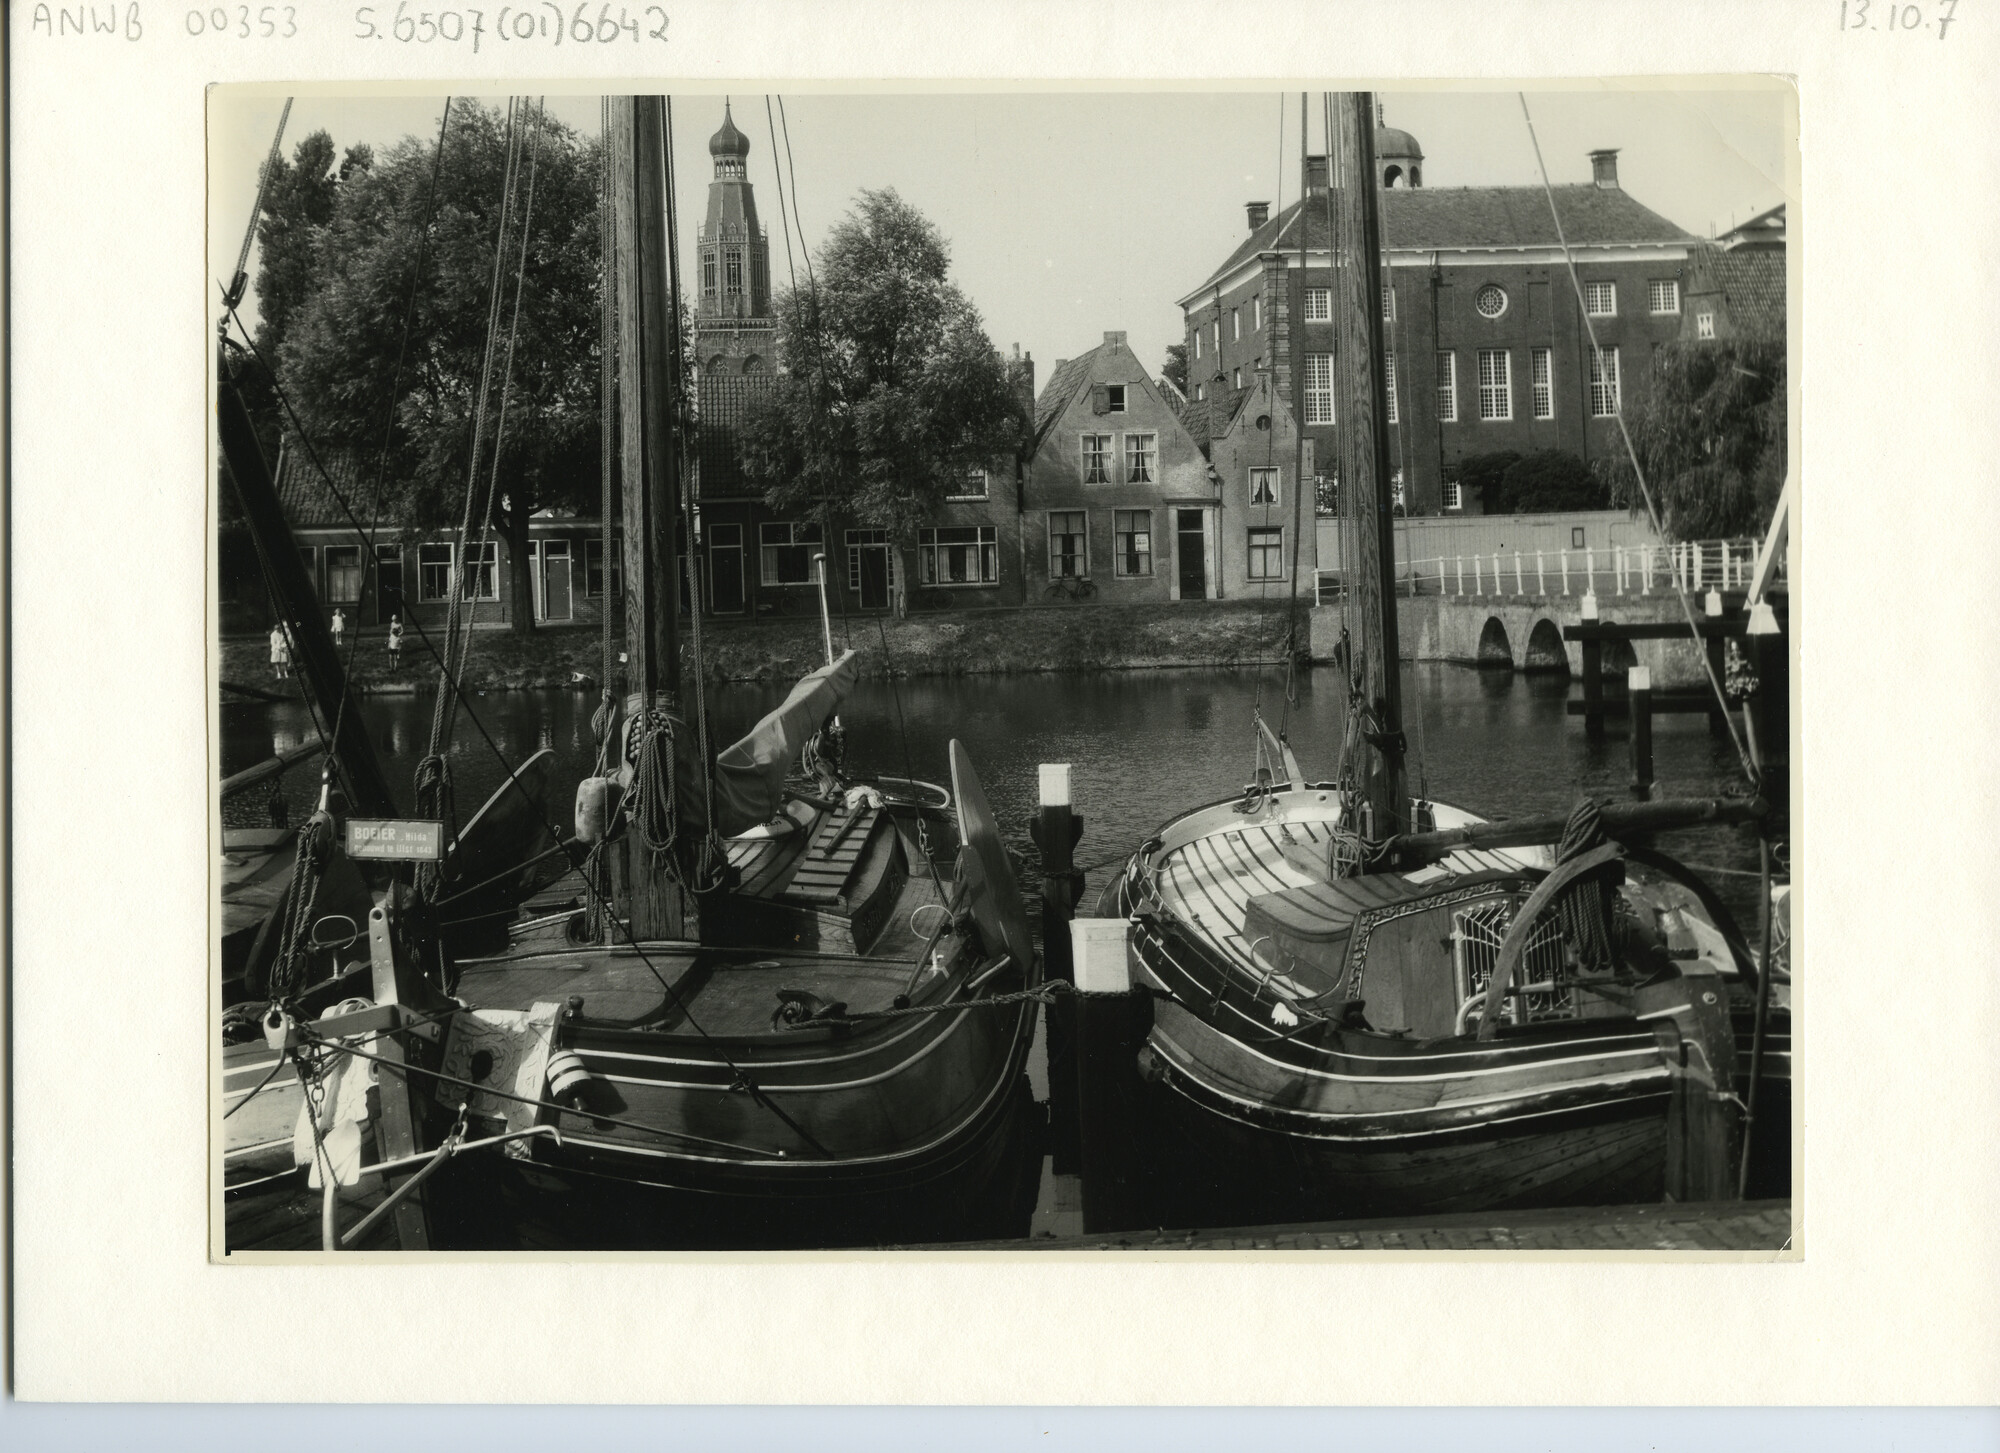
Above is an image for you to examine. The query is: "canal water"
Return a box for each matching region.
[221,662,1773,925]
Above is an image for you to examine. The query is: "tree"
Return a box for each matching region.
[1492,450,1606,514]
[1599,339,1786,539]
[1458,450,1520,512]
[275,102,604,633]
[1161,342,1188,396]
[736,189,1025,545]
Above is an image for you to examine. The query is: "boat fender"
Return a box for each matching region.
[546,1049,592,1110]
[575,776,613,845]
[262,1005,294,1051]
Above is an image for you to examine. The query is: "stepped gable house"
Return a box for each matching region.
[1177,109,1699,516]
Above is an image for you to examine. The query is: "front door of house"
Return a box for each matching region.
[534,540,573,623]
[848,529,892,611]
[708,524,745,613]
[1177,509,1208,600]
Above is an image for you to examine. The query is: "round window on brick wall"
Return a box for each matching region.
[1475,284,1508,319]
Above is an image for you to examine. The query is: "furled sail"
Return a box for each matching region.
[711,649,862,836]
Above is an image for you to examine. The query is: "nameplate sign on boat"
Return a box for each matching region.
[344,818,446,862]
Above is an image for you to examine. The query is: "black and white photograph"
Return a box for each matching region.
[210,83,1796,1255]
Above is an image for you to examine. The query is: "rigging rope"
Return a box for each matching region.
[1516,92,1757,788]
[428,96,527,761]
[449,96,550,719]
[228,97,293,306]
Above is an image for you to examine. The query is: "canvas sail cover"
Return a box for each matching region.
[711,649,862,836]
[949,739,1037,979]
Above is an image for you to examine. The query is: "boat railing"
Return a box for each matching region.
[1317,537,1773,606]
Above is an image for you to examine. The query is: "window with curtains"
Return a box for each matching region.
[418,542,453,601]
[1249,468,1279,506]
[918,526,997,585]
[1081,434,1112,484]
[324,545,362,604]
[759,520,822,584]
[1048,511,1087,578]
[1113,510,1153,577]
[1124,433,1157,484]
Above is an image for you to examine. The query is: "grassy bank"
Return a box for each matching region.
[221,599,1307,693]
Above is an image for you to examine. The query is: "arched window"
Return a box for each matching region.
[1383,165,1403,188]
[1409,166,1422,187]
[741,355,763,374]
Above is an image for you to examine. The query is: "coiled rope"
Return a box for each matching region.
[1553,798,1616,973]
[628,708,681,868]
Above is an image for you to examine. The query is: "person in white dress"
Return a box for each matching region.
[269,623,290,680]
[331,608,346,645]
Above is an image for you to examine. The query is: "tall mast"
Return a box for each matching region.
[607,94,697,941]
[1331,92,1408,839]
[610,95,683,704]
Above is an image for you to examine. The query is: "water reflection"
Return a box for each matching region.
[221,662,1774,922]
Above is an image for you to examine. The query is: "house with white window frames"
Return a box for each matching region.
[1021,330,1214,605]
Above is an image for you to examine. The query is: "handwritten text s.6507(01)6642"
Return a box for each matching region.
[354,2,668,48]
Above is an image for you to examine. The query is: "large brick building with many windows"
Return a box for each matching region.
[1177,117,1700,516]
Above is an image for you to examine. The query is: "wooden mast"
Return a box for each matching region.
[608,94,696,940]
[1331,91,1408,841]
[610,95,683,705]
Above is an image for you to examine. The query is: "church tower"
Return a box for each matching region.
[694,101,776,374]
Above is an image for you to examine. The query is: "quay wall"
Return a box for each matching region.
[221,598,1305,691]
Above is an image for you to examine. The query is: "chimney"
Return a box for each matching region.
[1589,149,1620,189]
[1245,200,1270,230]
[1304,155,1329,196]
[1103,330,1127,348]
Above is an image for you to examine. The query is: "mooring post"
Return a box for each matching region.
[1072,917,1148,1233]
[1033,763,1083,1174]
[1579,592,1604,740]
[1628,665,1654,800]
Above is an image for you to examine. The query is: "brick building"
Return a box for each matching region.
[1177,113,1700,516]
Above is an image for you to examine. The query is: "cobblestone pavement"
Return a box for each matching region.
[921,1200,1793,1252]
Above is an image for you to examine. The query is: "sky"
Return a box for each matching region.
[210,85,1791,388]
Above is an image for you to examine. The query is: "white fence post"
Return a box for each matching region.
[1514,551,1524,596]
[1473,554,1483,596]
[1535,549,1546,596]
[1560,549,1570,596]
[1641,544,1651,595]
[1455,554,1464,596]
[1585,547,1596,598]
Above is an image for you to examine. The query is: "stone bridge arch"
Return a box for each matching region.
[1477,616,1513,667]
[1523,617,1570,674]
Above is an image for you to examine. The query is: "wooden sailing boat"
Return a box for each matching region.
[220,96,1042,1251]
[1095,94,1790,1227]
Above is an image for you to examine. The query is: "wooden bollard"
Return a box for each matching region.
[1072,917,1149,1234]
[1578,592,1604,739]
[1628,665,1654,801]
[1031,763,1083,1174]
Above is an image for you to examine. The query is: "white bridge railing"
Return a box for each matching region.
[1317,538,1773,605]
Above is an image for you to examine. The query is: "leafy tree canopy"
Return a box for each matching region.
[1161,342,1189,396]
[1458,450,1520,510]
[1492,450,1606,514]
[272,103,604,627]
[1598,339,1786,540]
[737,188,1025,543]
